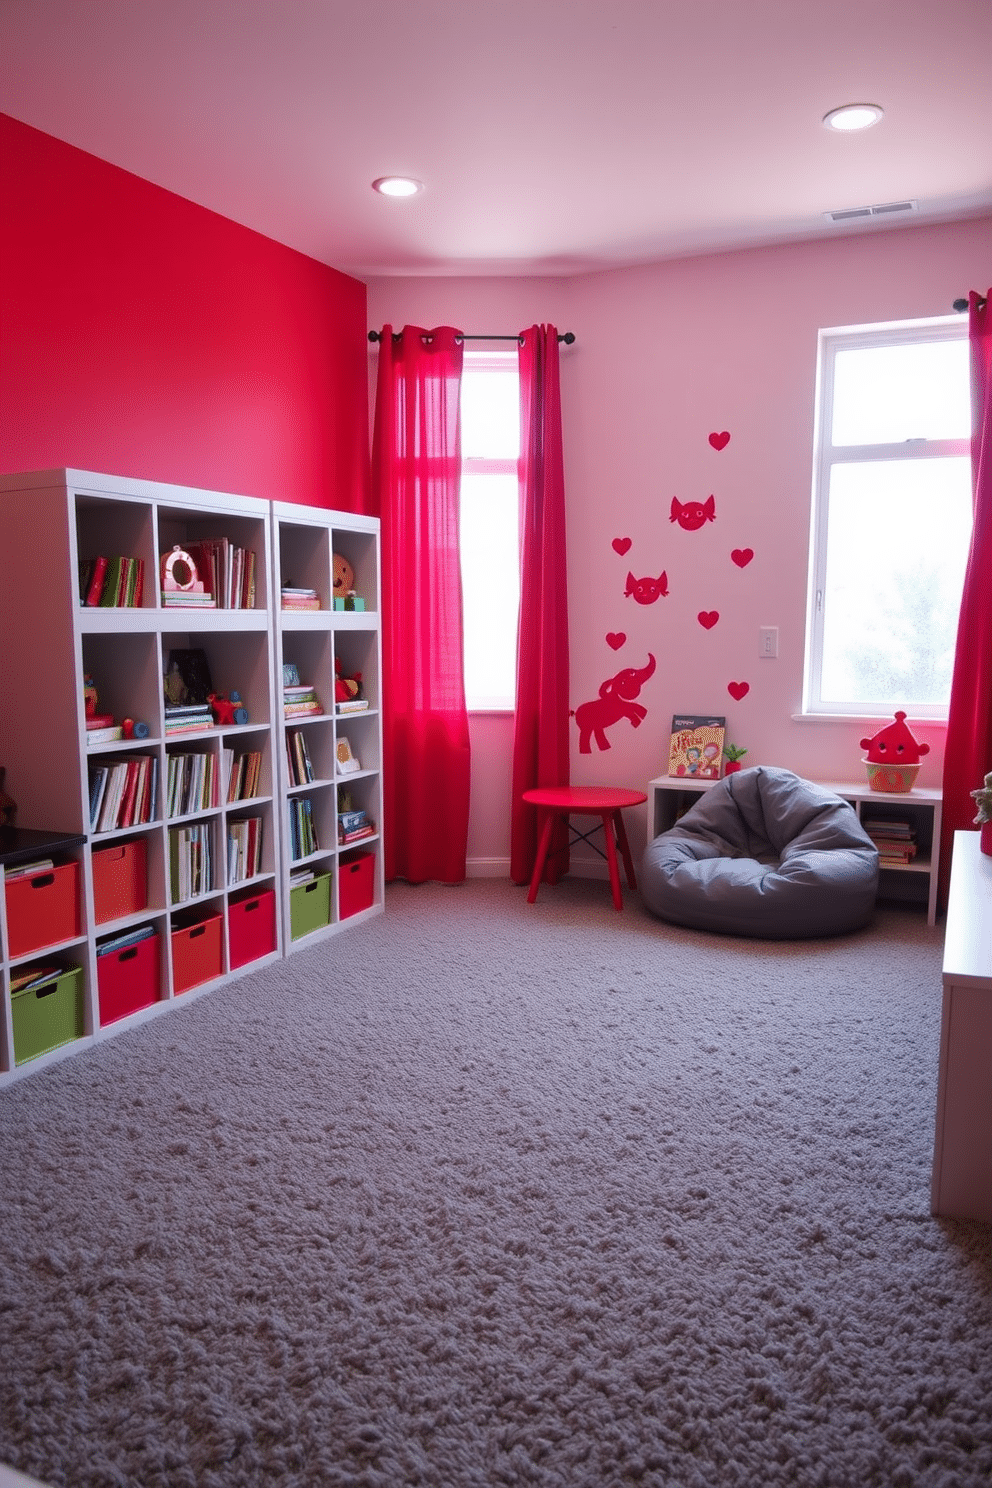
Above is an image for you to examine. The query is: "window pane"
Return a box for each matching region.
[820,458,972,707]
[831,339,970,445]
[460,471,519,707]
[461,366,520,459]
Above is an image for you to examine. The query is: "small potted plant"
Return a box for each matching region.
[723,743,748,776]
[970,770,992,856]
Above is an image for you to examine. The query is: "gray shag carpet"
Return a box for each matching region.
[0,878,989,1488]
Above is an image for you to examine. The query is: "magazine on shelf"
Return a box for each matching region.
[667,715,726,779]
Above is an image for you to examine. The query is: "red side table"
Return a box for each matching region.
[522,786,648,911]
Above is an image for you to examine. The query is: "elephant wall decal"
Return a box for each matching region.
[571,653,657,753]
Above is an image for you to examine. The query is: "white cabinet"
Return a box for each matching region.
[271,502,384,950]
[931,831,992,1223]
[648,773,943,925]
[0,470,382,1087]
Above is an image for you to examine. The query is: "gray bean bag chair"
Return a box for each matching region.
[641,766,879,938]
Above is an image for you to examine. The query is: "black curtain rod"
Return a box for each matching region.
[368,330,575,345]
[953,296,987,312]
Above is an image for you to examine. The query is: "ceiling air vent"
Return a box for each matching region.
[825,200,918,224]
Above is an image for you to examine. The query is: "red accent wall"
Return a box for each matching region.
[0,114,370,511]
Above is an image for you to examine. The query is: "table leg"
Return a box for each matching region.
[614,808,638,889]
[527,809,558,904]
[602,811,624,910]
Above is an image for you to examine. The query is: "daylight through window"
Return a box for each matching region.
[804,317,972,718]
[460,352,520,710]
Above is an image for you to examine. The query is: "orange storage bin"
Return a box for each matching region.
[97,928,160,1025]
[5,860,81,958]
[339,851,375,920]
[228,888,277,969]
[171,910,223,994]
[92,838,147,924]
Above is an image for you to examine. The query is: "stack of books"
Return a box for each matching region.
[89,756,157,832]
[863,817,918,864]
[182,539,257,610]
[286,729,315,787]
[166,751,218,817]
[227,816,263,883]
[224,749,263,802]
[161,587,215,610]
[281,585,320,611]
[169,823,213,902]
[164,704,214,735]
[79,555,145,608]
[284,682,323,718]
[287,796,319,860]
[338,807,375,846]
[86,713,123,746]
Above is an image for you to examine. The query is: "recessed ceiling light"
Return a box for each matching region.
[372,176,423,197]
[823,103,884,132]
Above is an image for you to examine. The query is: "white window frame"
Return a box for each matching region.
[802,314,971,720]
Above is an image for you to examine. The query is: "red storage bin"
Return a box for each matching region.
[5,860,81,958]
[228,888,277,969]
[171,910,223,995]
[97,929,160,1026]
[339,851,375,920]
[92,838,147,924]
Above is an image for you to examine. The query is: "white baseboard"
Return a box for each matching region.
[465,856,608,880]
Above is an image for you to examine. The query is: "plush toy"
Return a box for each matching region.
[860,712,929,764]
[334,655,363,704]
[333,553,354,602]
[208,691,249,726]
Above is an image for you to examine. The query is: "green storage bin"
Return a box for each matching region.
[290,871,332,940]
[11,966,85,1064]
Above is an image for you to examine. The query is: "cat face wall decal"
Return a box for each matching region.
[670,495,715,531]
[625,571,669,604]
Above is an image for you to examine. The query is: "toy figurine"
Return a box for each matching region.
[208,691,249,726]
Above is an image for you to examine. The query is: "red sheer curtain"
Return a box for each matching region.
[510,325,571,885]
[940,288,992,892]
[372,325,471,884]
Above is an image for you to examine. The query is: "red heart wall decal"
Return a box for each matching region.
[727,680,750,700]
[697,611,719,629]
[709,431,731,451]
[612,537,632,556]
[606,632,626,650]
[731,548,754,568]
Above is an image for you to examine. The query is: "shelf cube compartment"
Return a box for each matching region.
[11,966,85,1064]
[228,887,277,968]
[338,851,376,920]
[290,870,332,940]
[92,838,148,923]
[97,928,161,1025]
[5,860,81,958]
[171,909,223,994]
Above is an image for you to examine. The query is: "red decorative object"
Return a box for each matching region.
[670,495,715,531]
[605,632,626,650]
[731,548,754,568]
[571,654,656,753]
[522,785,647,911]
[860,712,930,765]
[624,570,668,604]
[709,431,731,451]
[727,681,750,700]
[697,610,719,629]
[611,536,632,556]
[724,760,742,774]
[982,821,992,856]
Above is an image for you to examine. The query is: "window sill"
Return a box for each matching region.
[792,711,948,727]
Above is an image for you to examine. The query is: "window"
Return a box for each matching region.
[803,316,972,718]
[459,351,521,710]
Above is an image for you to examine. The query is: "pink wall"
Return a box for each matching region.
[0,114,370,510]
[368,218,992,870]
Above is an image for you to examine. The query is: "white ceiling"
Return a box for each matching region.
[2,0,990,280]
